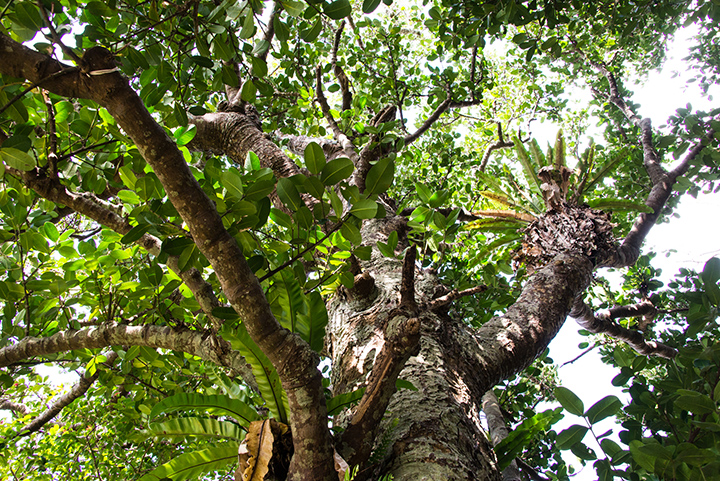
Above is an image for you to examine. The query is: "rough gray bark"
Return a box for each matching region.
[326,218,594,480]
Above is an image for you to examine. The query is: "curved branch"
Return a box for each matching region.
[18,352,119,436]
[0,324,247,372]
[315,66,359,162]
[569,297,677,359]
[0,398,29,416]
[482,391,522,481]
[579,48,715,267]
[453,254,594,395]
[480,122,515,172]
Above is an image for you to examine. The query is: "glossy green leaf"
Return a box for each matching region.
[240,80,257,102]
[556,424,588,450]
[148,417,245,440]
[300,19,322,42]
[304,142,326,174]
[137,444,239,481]
[365,158,395,195]
[277,177,303,211]
[349,199,378,219]
[324,0,351,19]
[585,395,622,424]
[222,168,244,198]
[554,386,584,416]
[321,157,354,186]
[0,148,36,171]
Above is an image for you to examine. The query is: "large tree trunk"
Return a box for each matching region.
[327,219,594,480]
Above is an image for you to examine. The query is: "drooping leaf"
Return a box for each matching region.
[148,417,245,440]
[149,393,259,427]
[221,324,290,423]
[137,444,239,481]
[327,388,366,416]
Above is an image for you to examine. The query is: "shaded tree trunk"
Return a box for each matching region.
[326,219,594,480]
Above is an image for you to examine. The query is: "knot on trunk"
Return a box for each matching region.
[517,203,616,271]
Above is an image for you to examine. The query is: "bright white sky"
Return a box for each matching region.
[548,27,720,479]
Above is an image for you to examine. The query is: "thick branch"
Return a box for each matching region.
[399,245,418,312]
[189,111,305,178]
[18,352,119,436]
[337,315,421,468]
[273,132,343,159]
[570,297,677,359]
[0,323,249,371]
[480,122,515,172]
[482,391,522,481]
[426,285,488,311]
[0,398,29,416]
[452,254,594,396]
[315,66,359,162]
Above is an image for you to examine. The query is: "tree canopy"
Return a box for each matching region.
[0,0,719,480]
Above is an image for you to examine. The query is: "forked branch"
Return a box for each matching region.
[17,351,119,437]
[570,296,677,359]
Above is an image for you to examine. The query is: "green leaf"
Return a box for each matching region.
[584,395,622,424]
[554,386,584,416]
[240,80,257,102]
[675,391,717,414]
[222,168,245,199]
[349,199,378,219]
[42,222,59,242]
[363,0,382,13]
[149,393,259,428]
[304,142,326,175]
[121,224,151,244]
[556,424,588,450]
[280,0,305,16]
[173,125,196,146]
[321,157,354,186]
[416,183,432,204]
[304,291,328,353]
[148,417,245,440]
[14,2,44,30]
[0,148,36,171]
[324,0,351,19]
[588,199,653,213]
[301,18,322,42]
[327,388,366,416]
[277,178,303,211]
[221,324,289,423]
[365,158,395,195]
[251,56,268,77]
[273,16,290,41]
[239,13,255,39]
[245,151,262,172]
[513,136,542,193]
[137,444,239,481]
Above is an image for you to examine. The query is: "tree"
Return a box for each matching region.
[0,0,718,480]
